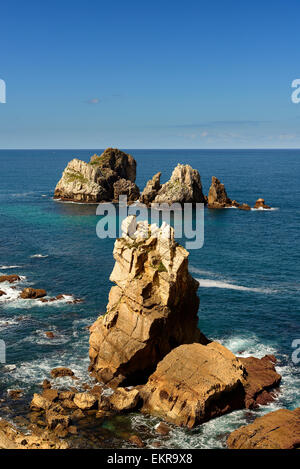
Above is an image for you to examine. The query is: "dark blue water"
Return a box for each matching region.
[0,149,299,448]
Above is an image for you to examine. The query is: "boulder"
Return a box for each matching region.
[155,422,171,435]
[0,290,6,296]
[253,198,271,210]
[140,172,162,205]
[50,367,75,378]
[113,178,140,203]
[89,216,208,387]
[20,288,47,299]
[109,388,140,412]
[153,164,206,205]
[240,355,281,408]
[45,411,70,430]
[227,407,300,449]
[141,342,247,428]
[207,177,232,208]
[129,435,145,448]
[0,274,20,284]
[30,393,52,411]
[73,392,97,410]
[54,148,137,203]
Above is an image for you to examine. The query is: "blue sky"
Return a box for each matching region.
[1,0,300,149]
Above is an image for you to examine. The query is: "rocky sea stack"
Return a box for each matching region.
[140,164,206,205]
[54,148,139,203]
[89,215,208,387]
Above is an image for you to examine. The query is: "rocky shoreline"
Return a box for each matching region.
[1,216,295,450]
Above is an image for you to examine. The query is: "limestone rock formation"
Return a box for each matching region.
[207,177,249,210]
[240,355,281,408]
[89,216,208,387]
[227,407,300,449]
[253,198,271,210]
[113,178,140,203]
[207,176,233,208]
[140,164,206,206]
[141,342,247,428]
[140,172,162,205]
[54,148,137,203]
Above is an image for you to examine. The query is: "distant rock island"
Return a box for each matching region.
[140,164,206,205]
[54,148,139,203]
[54,148,272,210]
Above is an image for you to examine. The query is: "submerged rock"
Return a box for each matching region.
[227,407,300,449]
[141,342,247,428]
[89,215,208,387]
[54,148,137,203]
[140,164,206,206]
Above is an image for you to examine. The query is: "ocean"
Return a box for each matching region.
[0,149,299,448]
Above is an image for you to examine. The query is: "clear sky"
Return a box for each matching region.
[1,0,300,149]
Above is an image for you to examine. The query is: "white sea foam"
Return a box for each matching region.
[196,278,275,294]
[251,207,279,211]
[0,265,22,269]
[30,254,48,258]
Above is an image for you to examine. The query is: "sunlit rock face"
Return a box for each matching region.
[54,148,138,203]
[89,215,208,387]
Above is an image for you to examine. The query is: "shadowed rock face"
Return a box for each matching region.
[89,216,208,387]
[207,176,233,208]
[227,407,300,449]
[140,164,206,206]
[54,148,137,203]
[141,342,247,428]
[240,355,281,408]
[140,172,162,205]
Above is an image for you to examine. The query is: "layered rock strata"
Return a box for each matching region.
[54,148,138,203]
[227,407,300,449]
[140,164,206,205]
[89,215,208,386]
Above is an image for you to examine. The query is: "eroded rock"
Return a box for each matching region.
[89,216,208,387]
[20,288,47,299]
[141,342,247,428]
[227,407,300,449]
[54,148,137,203]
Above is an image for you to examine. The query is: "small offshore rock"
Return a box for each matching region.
[0,274,20,284]
[20,287,47,299]
[50,367,75,378]
[129,435,145,448]
[155,422,171,436]
[253,198,271,209]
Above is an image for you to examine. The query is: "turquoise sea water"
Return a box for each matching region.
[0,149,299,448]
